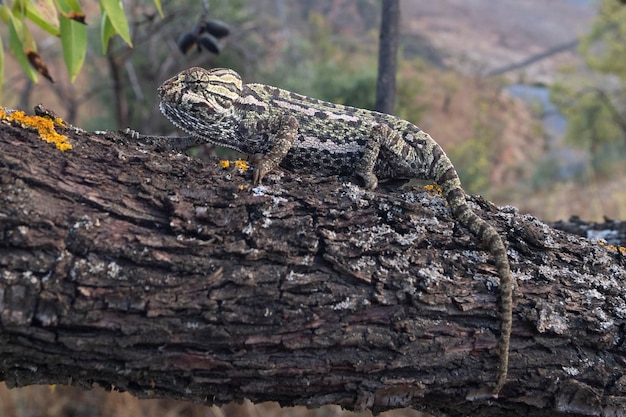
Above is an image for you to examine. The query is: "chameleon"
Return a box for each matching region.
[157,66,513,396]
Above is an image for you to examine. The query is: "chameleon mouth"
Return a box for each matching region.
[158,101,244,153]
[157,76,179,101]
[159,101,223,134]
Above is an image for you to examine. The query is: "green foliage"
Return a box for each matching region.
[1,5,38,83]
[448,98,498,195]
[550,0,626,155]
[0,0,162,87]
[531,155,564,190]
[552,77,624,151]
[60,14,87,82]
[0,32,3,96]
[579,0,626,78]
[311,62,377,109]
[100,10,118,55]
[258,11,425,122]
[258,13,378,111]
[100,0,133,52]
[395,60,427,124]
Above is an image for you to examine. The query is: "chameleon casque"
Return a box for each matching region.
[157,67,513,396]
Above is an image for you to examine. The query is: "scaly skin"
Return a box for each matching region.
[158,67,512,396]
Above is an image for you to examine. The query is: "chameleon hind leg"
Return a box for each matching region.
[355,124,424,190]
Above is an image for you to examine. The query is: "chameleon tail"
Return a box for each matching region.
[433,144,512,396]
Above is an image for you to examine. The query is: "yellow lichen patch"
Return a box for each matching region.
[219,159,249,173]
[424,183,442,195]
[597,241,626,256]
[234,159,249,172]
[0,105,72,151]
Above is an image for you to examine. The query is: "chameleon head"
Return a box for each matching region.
[158,67,244,137]
[158,67,243,116]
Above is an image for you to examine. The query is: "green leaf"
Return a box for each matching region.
[60,14,86,82]
[153,0,163,17]
[0,33,4,97]
[19,0,59,36]
[64,0,83,12]
[6,8,38,83]
[54,0,70,13]
[54,0,82,13]
[100,11,117,53]
[99,0,132,47]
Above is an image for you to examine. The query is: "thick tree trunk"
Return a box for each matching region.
[0,115,625,417]
[375,0,399,115]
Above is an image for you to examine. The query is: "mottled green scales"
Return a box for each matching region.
[157,67,513,396]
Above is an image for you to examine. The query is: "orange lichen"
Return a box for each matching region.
[219,159,249,173]
[234,159,248,172]
[597,241,626,256]
[424,183,442,195]
[0,105,72,151]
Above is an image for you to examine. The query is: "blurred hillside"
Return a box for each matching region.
[402,0,593,82]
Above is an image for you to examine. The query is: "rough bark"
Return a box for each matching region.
[0,117,625,417]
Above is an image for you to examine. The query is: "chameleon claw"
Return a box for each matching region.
[356,172,379,190]
[250,154,269,185]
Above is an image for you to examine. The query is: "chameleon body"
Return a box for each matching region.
[157,67,512,396]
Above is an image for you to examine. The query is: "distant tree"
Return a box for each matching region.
[374,0,399,115]
[551,0,626,155]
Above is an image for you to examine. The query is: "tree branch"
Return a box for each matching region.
[0,118,625,417]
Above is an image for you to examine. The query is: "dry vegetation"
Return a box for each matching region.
[0,383,429,417]
[517,173,626,222]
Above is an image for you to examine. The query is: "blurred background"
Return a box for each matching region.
[1,0,624,416]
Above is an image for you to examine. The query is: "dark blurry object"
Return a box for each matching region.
[26,49,54,83]
[197,33,221,54]
[375,0,399,115]
[62,11,87,24]
[177,32,198,54]
[177,18,230,55]
[201,19,230,38]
